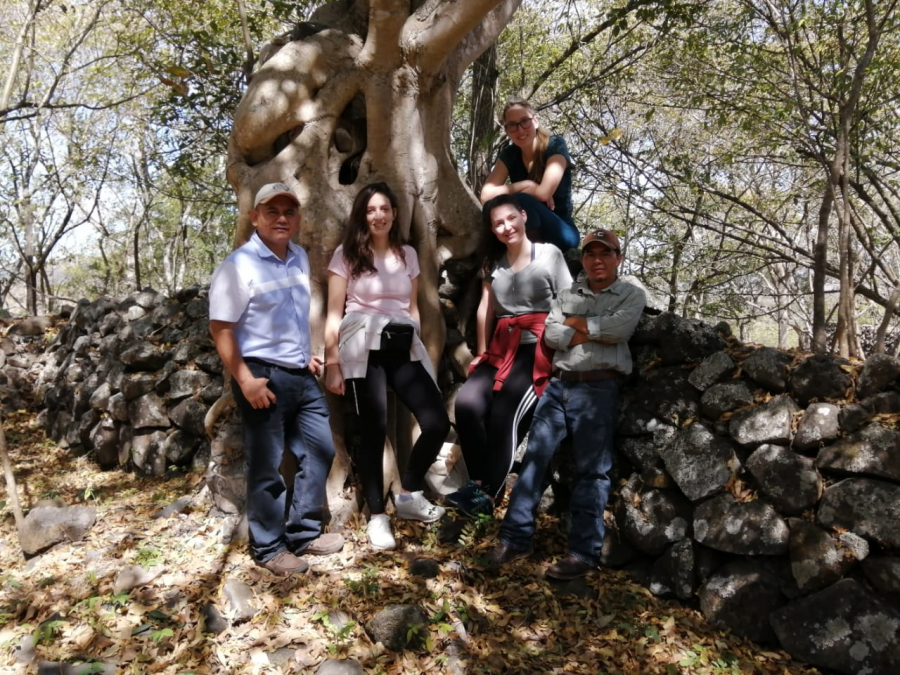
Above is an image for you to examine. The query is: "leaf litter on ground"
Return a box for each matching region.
[0,410,822,674]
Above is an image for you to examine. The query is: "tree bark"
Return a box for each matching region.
[226,0,521,519]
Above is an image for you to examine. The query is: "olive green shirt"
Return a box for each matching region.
[543,277,646,375]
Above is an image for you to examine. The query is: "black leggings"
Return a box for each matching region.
[348,350,450,515]
[454,343,538,499]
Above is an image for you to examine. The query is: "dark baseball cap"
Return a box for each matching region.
[581,229,621,253]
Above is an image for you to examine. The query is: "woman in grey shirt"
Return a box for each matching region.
[447,195,572,517]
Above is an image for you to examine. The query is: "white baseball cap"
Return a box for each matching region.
[253,182,300,208]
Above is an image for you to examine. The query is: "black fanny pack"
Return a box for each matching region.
[379,323,415,351]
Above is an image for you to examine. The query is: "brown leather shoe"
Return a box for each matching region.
[546,554,595,580]
[258,550,309,575]
[487,542,532,567]
[301,532,345,556]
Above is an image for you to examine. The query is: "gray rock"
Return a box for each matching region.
[700,560,785,644]
[693,493,789,555]
[659,423,737,501]
[168,398,208,437]
[817,478,900,548]
[793,403,840,452]
[89,417,119,468]
[195,352,224,375]
[13,633,35,664]
[861,556,900,596]
[223,578,257,623]
[19,505,97,556]
[649,539,698,600]
[124,305,146,322]
[167,369,212,400]
[617,423,676,471]
[154,495,193,519]
[789,354,853,406]
[617,405,669,437]
[119,341,168,372]
[128,392,171,429]
[108,393,128,421]
[745,445,822,515]
[817,423,900,482]
[788,519,868,594]
[614,479,692,555]
[171,341,201,365]
[688,351,736,391]
[770,579,900,675]
[656,315,727,365]
[839,403,871,433]
[162,430,198,464]
[185,297,208,319]
[201,603,228,634]
[365,604,429,651]
[114,564,163,593]
[121,373,157,400]
[8,315,53,336]
[88,382,112,410]
[131,430,168,476]
[700,381,754,420]
[742,347,793,392]
[626,366,700,428]
[97,312,121,336]
[133,289,163,309]
[315,660,365,675]
[729,395,799,448]
[858,353,900,398]
[861,390,900,414]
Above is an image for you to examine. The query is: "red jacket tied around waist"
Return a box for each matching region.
[478,313,553,397]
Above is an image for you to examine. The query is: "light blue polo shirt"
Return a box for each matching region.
[209,231,312,369]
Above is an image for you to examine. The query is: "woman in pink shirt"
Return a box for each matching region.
[324,183,450,550]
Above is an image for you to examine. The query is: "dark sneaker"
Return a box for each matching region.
[258,550,309,575]
[445,481,493,518]
[546,554,595,580]
[301,532,345,556]
[487,542,532,567]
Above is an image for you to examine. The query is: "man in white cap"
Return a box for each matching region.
[488,229,645,579]
[209,183,343,575]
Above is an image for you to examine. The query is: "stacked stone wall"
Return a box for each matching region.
[3,292,899,674]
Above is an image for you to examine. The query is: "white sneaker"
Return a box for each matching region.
[394,491,446,523]
[367,514,396,550]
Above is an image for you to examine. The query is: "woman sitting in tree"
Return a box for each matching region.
[480,97,580,254]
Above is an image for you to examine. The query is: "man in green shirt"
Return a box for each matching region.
[488,229,646,579]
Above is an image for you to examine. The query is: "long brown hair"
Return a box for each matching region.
[341,182,407,278]
[502,97,551,182]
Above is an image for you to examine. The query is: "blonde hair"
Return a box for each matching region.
[502,97,551,182]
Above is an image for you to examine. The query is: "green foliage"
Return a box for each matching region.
[312,611,356,654]
[134,546,163,568]
[34,618,65,646]
[344,566,380,597]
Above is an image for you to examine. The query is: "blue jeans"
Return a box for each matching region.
[515,194,580,252]
[233,361,336,563]
[499,378,618,566]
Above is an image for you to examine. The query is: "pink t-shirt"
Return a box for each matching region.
[327,244,419,318]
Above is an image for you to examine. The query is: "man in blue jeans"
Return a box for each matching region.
[209,183,344,575]
[488,229,645,579]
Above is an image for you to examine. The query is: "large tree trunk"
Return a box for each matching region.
[225,0,521,520]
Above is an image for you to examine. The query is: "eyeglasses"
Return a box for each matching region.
[504,116,534,133]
